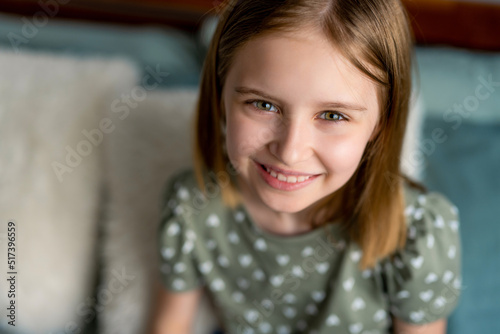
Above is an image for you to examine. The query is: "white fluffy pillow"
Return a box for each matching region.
[401,90,425,182]
[0,49,137,333]
[101,89,219,334]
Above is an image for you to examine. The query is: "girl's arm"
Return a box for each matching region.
[151,286,203,334]
[393,317,447,334]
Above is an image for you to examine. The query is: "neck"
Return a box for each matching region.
[237,177,315,236]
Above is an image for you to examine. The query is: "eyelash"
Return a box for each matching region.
[244,99,348,123]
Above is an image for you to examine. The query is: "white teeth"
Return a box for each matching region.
[264,166,311,183]
[277,173,287,182]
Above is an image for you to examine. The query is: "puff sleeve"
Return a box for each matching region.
[381,191,462,325]
[157,173,203,292]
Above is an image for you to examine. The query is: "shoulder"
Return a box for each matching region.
[160,168,199,205]
[157,168,235,292]
[380,181,462,325]
[159,168,228,231]
[160,168,212,212]
[401,183,460,262]
[402,181,459,227]
[158,168,208,292]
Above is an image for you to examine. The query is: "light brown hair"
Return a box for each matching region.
[194,0,424,270]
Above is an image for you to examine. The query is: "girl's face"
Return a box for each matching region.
[222,28,380,215]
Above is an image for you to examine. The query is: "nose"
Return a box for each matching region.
[268,117,313,166]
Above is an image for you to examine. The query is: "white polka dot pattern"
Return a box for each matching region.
[158,169,462,333]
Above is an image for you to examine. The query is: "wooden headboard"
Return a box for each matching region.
[402,0,500,51]
[1,0,499,50]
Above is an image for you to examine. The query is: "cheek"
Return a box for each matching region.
[225,110,272,161]
[318,134,369,173]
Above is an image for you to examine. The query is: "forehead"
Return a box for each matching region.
[223,28,380,112]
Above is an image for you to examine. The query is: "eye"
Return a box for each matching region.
[248,100,279,113]
[319,111,347,123]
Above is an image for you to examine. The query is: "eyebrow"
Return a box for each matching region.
[234,86,367,112]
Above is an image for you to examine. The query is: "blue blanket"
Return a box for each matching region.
[422,117,500,334]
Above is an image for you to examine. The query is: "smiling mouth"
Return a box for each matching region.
[259,163,317,184]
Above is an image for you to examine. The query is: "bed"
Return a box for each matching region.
[0,0,498,333]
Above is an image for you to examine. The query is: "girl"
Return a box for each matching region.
[152,0,462,333]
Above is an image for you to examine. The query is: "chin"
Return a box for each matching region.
[259,193,313,214]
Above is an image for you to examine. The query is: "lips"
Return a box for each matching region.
[254,160,320,190]
[263,165,313,184]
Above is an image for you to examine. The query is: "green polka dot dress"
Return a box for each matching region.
[158,169,462,334]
